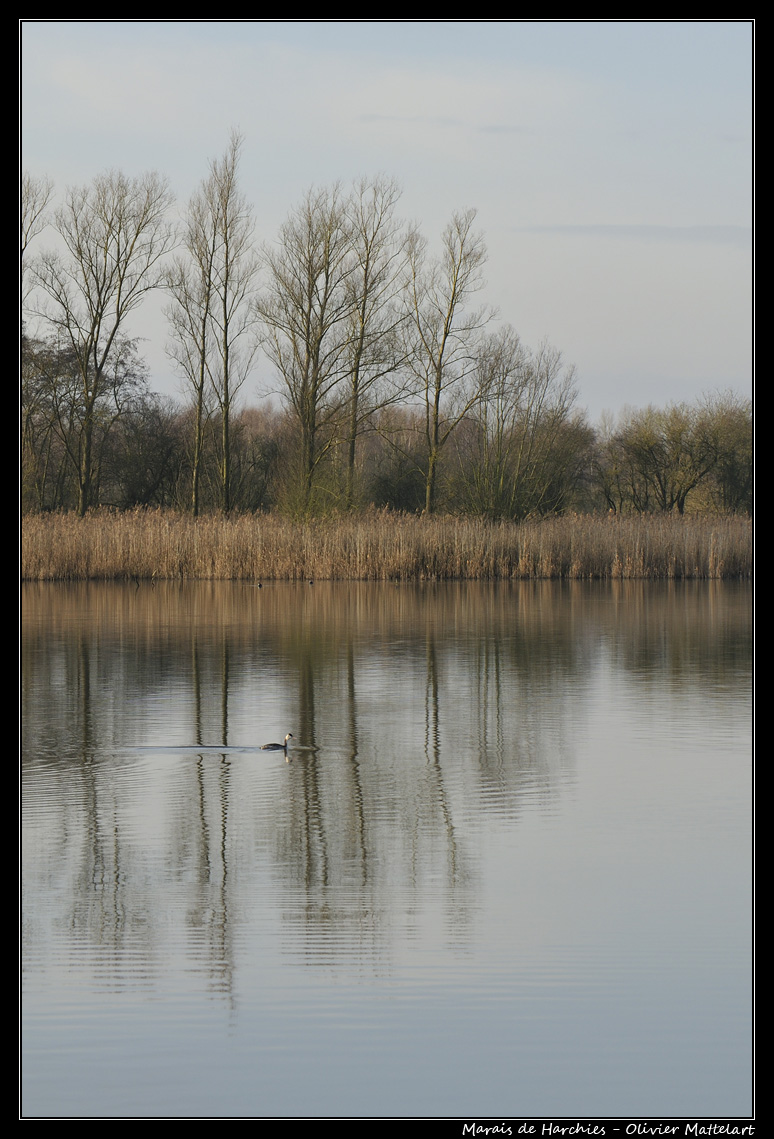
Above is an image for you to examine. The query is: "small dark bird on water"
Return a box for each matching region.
[261,733,293,753]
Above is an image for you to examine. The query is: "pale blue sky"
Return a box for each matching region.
[20,20,753,419]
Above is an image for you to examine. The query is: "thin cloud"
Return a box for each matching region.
[517,224,751,248]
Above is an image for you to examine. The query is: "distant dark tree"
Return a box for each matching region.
[454,328,590,519]
[366,407,428,512]
[225,406,282,511]
[104,393,183,508]
[22,330,76,511]
[22,330,151,511]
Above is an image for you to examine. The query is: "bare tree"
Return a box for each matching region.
[257,183,356,513]
[31,169,174,514]
[403,209,495,513]
[22,172,54,257]
[591,409,646,514]
[22,330,150,511]
[22,330,74,510]
[460,328,588,519]
[166,132,259,513]
[165,247,215,515]
[700,391,752,513]
[340,176,411,507]
[22,172,55,305]
[165,176,221,515]
[104,390,182,509]
[205,132,259,512]
[617,403,720,514]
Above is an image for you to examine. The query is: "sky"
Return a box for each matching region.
[20,19,753,422]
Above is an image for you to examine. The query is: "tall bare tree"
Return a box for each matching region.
[340,176,411,507]
[165,176,221,516]
[166,132,258,513]
[165,249,215,516]
[31,169,174,514]
[257,183,356,513]
[205,132,259,512]
[403,209,495,513]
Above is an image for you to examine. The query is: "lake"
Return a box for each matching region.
[21,579,752,1119]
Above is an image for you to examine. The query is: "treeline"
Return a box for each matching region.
[21,141,752,521]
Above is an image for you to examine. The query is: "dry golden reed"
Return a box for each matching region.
[21,509,752,582]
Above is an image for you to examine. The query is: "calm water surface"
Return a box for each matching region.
[21,581,752,1119]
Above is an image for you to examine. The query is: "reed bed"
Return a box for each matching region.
[21,509,752,582]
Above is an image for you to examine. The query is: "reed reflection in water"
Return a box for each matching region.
[21,580,752,1118]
